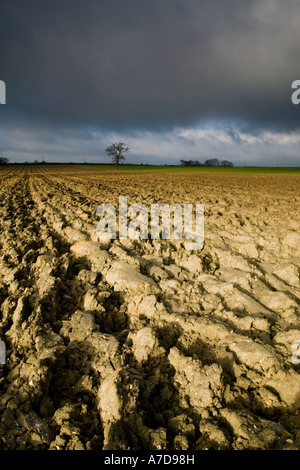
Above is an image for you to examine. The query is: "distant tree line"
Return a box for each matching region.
[180,158,233,167]
[0,156,9,165]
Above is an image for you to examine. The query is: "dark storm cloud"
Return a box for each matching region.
[0,0,300,131]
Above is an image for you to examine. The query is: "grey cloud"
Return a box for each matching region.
[3,122,300,167]
[0,0,300,132]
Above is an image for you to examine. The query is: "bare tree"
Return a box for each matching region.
[0,156,9,165]
[205,158,219,167]
[221,160,233,167]
[105,142,129,170]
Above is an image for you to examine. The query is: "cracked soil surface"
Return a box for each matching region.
[0,165,300,450]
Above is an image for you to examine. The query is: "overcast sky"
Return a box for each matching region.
[1,0,300,165]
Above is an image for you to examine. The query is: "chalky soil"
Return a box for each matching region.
[0,165,299,450]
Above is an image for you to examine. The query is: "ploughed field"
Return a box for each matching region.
[0,164,300,450]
